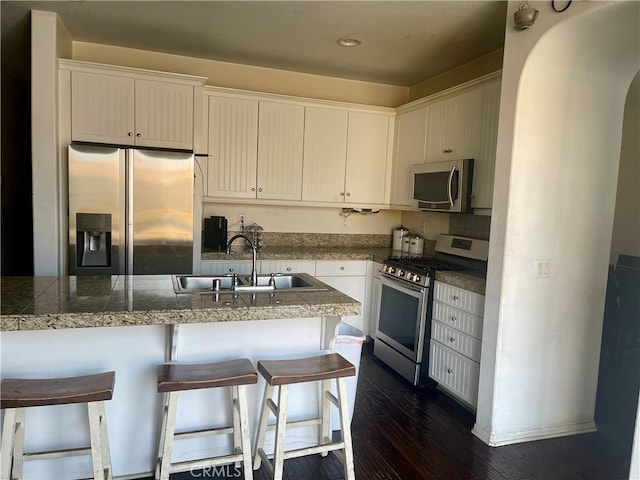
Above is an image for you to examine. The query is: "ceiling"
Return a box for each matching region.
[1,1,507,86]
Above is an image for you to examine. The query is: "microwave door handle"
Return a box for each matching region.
[447,166,456,207]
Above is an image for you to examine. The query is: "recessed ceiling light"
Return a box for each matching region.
[337,38,362,47]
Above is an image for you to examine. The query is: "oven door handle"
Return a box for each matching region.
[380,275,426,296]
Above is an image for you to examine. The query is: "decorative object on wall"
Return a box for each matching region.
[551,0,572,13]
[244,223,264,251]
[514,0,539,30]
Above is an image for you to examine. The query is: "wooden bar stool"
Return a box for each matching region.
[0,371,115,480]
[155,358,258,480]
[252,353,356,480]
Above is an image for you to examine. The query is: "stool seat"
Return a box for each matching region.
[1,371,115,480]
[155,358,257,480]
[158,358,257,392]
[253,353,356,480]
[256,353,355,386]
[1,371,115,408]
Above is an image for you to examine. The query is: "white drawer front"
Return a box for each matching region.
[260,260,316,276]
[434,282,484,315]
[431,321,482,362]
[315,260,367,276]
[432,301,483,339]
[429,341,480,407]
[200,261,252,275]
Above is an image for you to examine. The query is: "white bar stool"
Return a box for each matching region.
[155,358,257,480]
[0,371,116,480]
[252,353,356,480]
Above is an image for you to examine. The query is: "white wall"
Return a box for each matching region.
[474,0,640,454]
[203,203,401,235]
[610,72,640,265]
[31,11,71,275]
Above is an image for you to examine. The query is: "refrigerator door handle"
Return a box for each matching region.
[126,150,134,275]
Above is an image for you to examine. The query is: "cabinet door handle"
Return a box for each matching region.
[452,295,459,300]
[447,368,454,374]
[346,192,351,196]
[286,267,292,272]
[340,266,345,271]
[136,133,141,138]
[449,337,455,343]
[451,316,457,322]
[251,187,256,192]
[340,192,345,196]
[442,148,453,153]
[258,187,263,192]
[128,132,133,137]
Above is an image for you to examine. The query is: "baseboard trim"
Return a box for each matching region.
[472,421,597,447]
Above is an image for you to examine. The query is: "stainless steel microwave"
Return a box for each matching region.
[411,158,474,213]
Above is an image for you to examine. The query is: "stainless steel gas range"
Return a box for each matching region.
[373,234,488,386]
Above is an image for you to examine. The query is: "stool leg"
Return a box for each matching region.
[252,383,274,470]
[1,408,18,480]
[236,385,253,480]
[231,386,241,457]
[88,401,112,480]
[272,385,289,480]
[11,408,26,480]
[156,391,179,480]
[336,377,355,480]
[320,379,331,457]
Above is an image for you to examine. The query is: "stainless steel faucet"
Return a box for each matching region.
[226,234,258,286]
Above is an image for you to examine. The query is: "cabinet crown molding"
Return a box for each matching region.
[59,59,207,86]
[397,70,502,114]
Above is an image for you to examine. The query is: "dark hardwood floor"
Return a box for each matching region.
[153,342,633,480]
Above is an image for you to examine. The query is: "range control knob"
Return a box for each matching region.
[414,274,421,283]
[387,266,395,274]
[397,269,404,277]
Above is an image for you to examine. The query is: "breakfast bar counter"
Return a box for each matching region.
[0,275,361,479]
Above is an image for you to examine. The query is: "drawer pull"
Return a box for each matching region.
[452,295,459,301]
[447,368,453,374]
[451,316,457,322]
[340,266,345,270]
[449,337,455,343]
[286,267,292,271]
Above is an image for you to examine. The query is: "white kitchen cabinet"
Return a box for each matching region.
[199,261,252,275]
[301,107,348,203]
[429,281,484,409]
[259,260,316,276]
[425,88,480,164]
[315,260,367,332]
[257,102,305,200]
[302,108,391,205]
[71,70,196,150]
[389,106,428,207]
[344,112,391,204]
[471,78,501,211]
[206,95,259,198]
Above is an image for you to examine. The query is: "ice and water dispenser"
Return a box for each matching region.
[75,213,112,269]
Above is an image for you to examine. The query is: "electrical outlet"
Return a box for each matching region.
[239,214,245,230]
[535,259,551,278]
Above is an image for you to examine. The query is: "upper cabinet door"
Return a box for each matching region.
[390,107,427,206]
[71,71,135,145]
[134,79,194,150]
[344,112,390,204]
[207,95,258,198]
[302,107,348,203]
[471,78,502,210]
[425,90,481,163]
[257,102,305,200]
[71,71,195,150]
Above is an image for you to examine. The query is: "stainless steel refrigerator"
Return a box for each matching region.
[68,144,194,275]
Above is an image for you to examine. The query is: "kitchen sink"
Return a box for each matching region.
[172,272,327,293]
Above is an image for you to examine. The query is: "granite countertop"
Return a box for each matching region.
[203,246,486,295]
[202,246,392,263]
[0,275,361,332]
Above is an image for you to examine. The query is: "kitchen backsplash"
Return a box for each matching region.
[449,214,491,240]
[226,231,392,249]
